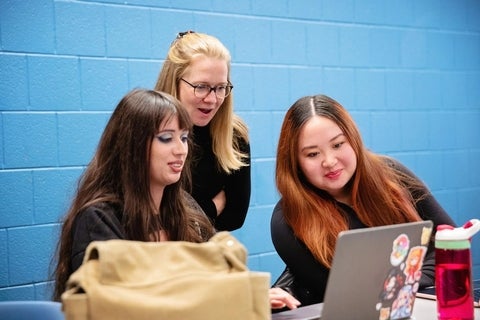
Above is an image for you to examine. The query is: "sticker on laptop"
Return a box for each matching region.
[377,233,427,320]
[390,234,409,266]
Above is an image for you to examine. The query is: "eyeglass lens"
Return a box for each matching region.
[181,79,232,99]
[194,84,231,99]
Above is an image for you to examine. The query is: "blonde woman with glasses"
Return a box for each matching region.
[155,31,301,311]
[155,31,250,232]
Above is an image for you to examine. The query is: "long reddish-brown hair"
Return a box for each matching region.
[276,95,422,268]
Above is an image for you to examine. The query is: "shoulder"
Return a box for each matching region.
[381,156,417,178]
[271,200,297,240]
[380,156,428,194]
[381,155,402,169]
[74,202,123,231]
[70,202,125,272]
[79,202,121,218]
[71,202,126,246]
[182,189,205,214]
[271,200,286,225]
[238,135,250,154]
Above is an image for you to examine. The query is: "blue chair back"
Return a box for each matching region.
[0,301,64,320]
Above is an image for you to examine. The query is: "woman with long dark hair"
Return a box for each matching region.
[53,89,215,300]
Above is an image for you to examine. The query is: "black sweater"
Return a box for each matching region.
[70,203,126,273]
[69,196,212,274]
[191,125,251,231]
[271,158,456,305]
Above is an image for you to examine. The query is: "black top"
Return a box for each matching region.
[69,195,211,274]
[191,125,251,231]
[271,158,456,305]
[70,202,126,273]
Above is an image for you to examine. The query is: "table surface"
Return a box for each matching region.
[413,297,480,319]
[272,297,480,319]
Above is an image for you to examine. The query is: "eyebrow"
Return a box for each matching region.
[158,129,189,134]
[191,81,229,86]
[300,133,344,152]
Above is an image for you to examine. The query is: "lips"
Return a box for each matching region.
[198,108,213,114]
[169,161,184,173]
[325,169,341,179]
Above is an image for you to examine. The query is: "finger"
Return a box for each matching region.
[285,299,301,309]
[270,299,287,309]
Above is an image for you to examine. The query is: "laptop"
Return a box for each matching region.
[272,220,434,320]
[417,280,480,308]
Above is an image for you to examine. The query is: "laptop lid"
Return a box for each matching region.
[272,221,434,320]
[321,220,433,320]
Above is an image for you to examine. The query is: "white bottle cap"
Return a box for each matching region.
[435,219,480,241]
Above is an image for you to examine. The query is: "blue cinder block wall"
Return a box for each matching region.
[1,0,479,301]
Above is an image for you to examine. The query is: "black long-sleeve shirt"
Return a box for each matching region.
[69,196,212,274]
[271,158,456,305]
[70,203,126,273]
[191,125,251,231]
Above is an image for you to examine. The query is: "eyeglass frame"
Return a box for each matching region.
[179,78,234,99]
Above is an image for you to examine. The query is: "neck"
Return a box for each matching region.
[150,185,165,212]
[332,187,352,206]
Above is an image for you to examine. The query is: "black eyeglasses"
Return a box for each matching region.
[180,78,233,99]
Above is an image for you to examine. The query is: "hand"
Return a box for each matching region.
[269,287,301,310]
[159,230,169,241]
[149,230,169,241]
[212,189,226,216]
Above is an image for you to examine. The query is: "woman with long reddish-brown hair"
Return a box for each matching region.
[271,94,455,306]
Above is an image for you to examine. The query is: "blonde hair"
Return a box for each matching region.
[155,31,249,173]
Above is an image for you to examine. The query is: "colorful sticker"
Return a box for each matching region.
[379,267,406,304]
[389,285,415,319]
[390,234,409,266]
[377,233,428,320]
[403,246,427,284]
[421,226,433,246]
[378,306,391,320]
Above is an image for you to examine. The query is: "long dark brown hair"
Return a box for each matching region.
[52,89,215,300]
[276,94,423,268]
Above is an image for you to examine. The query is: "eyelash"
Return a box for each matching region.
[156,134,189,143]
[196,84,227,90]
[333,142,344,149]
[156,136,171,143]
[305,142,344,157]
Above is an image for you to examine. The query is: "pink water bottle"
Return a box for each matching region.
[435,219,480,320]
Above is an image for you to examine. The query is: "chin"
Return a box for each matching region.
[165,177,181,185]
[193,115,213,127]
[194,121,210,127]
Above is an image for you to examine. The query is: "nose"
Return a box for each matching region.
[321,151,337,168]
[173,138,188,155]
[203,89,218,102]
